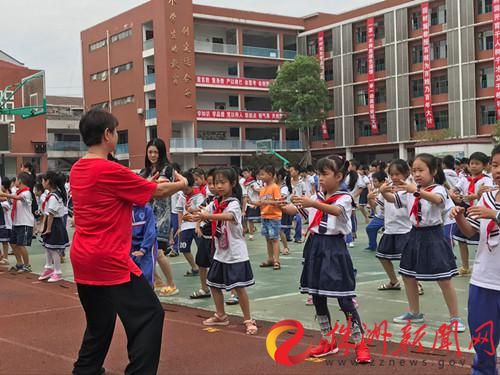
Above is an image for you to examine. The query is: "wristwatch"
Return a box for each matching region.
[413,186,421,198]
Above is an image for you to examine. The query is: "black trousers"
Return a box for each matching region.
[73,274,165,375]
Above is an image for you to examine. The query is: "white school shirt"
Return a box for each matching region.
[442,193,456,226]
[245,180,261,205]
[291,178,306,196]
[457,174,494,206]
[302,192,353,235]
[467,190,500,291]
[171,191,181,214]
[46,193,67,218]
[12,190,34,227]
[345,174,367,205]
[444,169,467,194]
[394,185,448,227]
[176,192,205,231]
[40,190,49,215]
[377,196,411,235]
[280,184,291,203]
[1,201,12,229]
[372,193,384,219]
[206,199,249,264]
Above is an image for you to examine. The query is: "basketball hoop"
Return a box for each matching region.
[0,71,47,119]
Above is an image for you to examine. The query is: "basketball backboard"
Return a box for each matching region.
[0,71,46,119]
[256,139,273,154]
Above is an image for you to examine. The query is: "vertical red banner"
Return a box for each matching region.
[494,0,500,121]
[318,31,329,140]
[421,2,435,129]
[367,17,378,134]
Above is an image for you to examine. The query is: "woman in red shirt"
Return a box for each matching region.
[71,110,187,375]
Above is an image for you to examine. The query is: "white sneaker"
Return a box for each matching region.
[248,234,254,241]
[449,317,466,333]
[348,242,355,248]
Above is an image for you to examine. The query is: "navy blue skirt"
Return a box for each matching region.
[0,228,11,243]
[281,213,293,229]
[453,224,479,245]
[207,259,254,291]
[41,217,69,251]
[246,207,261,222]
[300,234,356,297]
[375,232,410,260]
[399,225,458,281]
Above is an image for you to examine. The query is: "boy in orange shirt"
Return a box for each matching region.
[256,166,283,270]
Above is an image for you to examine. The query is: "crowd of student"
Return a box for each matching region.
[1,109,500,374]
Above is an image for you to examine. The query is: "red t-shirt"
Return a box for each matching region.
[69,158,157,286]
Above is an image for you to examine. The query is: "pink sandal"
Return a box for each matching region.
[203,313,229,326]
[244,319,258,335]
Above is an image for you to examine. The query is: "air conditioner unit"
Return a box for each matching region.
[137,108,144,115]
[9,123,15,134]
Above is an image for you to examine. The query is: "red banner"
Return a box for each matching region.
[367,17,378,134]
[421,2,435,129]
[197,109,283,121]
[494,0,500,120]
[318,31,329,140]
[196,75,271,89]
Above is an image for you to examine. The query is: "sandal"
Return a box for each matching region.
[157,286,179,297]
[259,260,274,268]
[378,281,401,291]
[226,295,239,305]
[184,269,199,277]
[273,262,281,270]
[244,319,258,335]
[418,283,424,296]
[203,313,229,326]
[281,248,290,256]
[190,288,211,299]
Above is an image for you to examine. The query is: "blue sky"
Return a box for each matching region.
[2,0,377,97]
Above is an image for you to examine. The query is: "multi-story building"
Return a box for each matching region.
[82,0,497,169]
[0,50,47,176]
[46,96,84,171]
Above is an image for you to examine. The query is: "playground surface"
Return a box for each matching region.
[0,219,483,374]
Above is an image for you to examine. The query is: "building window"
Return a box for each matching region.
[414,113,426,131]
[412,78,424,98]
[91,70,108,81]
[228,64,238,76]
[375,55,385,72]
[375,87,386,103]
[228,96,239,108]
[91,101,109,110]
[478,31,494,51]
[411,11,422,31]
[112,62,133,75]
[374,21,385,39]
[357,117,387,136]
[431,5,447,25]
[325,60,334,81]
[356,57,368,74]
[480,104,496,124]
[112,95,134,107]
[117,130,128,145]
[431,39,447,60]
[479,67,494,88]
[307,37,317,56]
[431,75,448,95]
[111,29,132,43]
[411,44,423,64]
[147,126,157,141]
[434,110,449,129]
[478,0,493,14]
[89,39,106,52]
[356,26,367,43]
[357,89,368,106]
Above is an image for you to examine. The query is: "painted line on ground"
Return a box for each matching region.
[0,305,81,319]
[252,292,301,302]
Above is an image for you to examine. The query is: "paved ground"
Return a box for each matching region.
[1,214,485,373]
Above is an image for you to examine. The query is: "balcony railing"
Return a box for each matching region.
[170,138,303,151]
[143,39,154,51]
[194,40,237,54]
[47,141,86,152]
[283,50,297,60]
[145,108,157,120]
[144,73,156,85]
[116,144,129,154]
[243,46,279,58]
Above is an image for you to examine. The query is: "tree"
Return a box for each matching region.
[269,55,329,165]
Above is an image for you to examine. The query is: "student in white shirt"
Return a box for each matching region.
[382,154,464,332]
[451,144,500,375]
[0,177,13,265]
[344,160,367,247]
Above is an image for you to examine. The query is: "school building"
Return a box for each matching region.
[81,0,497,169]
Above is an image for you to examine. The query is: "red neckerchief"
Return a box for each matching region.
[185,187,201,206]
[467,174,485,204]
[11,187,30,221]
[307,193,348,233]
[211,197,231,246]
[243,176,255,186]
[410,185,437,227]
[41,193,51,212]
[199,183,207,197]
